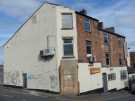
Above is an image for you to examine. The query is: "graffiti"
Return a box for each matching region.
[49,74,58,89]
[5,71,59,90]
[27,73,42,80]
[6,71,20,85]
[27,73,32,80]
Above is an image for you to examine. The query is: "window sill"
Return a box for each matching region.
[84,31,91,33]
[62,56,75,59]
[88,64,94,66]
[61,28,73,30]
[121,79,127,81]
[108,80,116,81]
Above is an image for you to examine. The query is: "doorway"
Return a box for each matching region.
[59,59,79,95]
[23,73,27,88]
[102,73,108,93]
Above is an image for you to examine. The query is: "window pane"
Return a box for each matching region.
[105,53,110,65]
[87,46,92,54]
[62,13,73,29]
[104,32,109,46]
[63,38,73,56]
[86,41,92,54]
[84,18,90,32]
[121,70,127,80]
[64,44,73,56]
[64,39,72,43]
[108,73,116,81]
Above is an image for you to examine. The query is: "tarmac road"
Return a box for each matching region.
[0,86,135,101]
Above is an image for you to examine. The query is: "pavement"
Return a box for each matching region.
[0,86,135,101]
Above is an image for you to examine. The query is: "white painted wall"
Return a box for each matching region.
[127,52,131,67]
[4,4,60,92]
[102,67,128,90]
[78,63,103,93]
[56,6,78,66]
[129,74,135,78]
[78,62,128,93]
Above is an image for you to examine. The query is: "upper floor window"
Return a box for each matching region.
[83,17,90,32]
[32,15,37,24]
[104,32,109,47]
[63,38,74,57]
[118,38,123,48]
[62,13,73,29]
[105,53,111,66]
[86,40,94,64]
[119,54,123,66]
[86,40,92,54]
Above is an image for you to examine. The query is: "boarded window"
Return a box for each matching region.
[32,15,37,24]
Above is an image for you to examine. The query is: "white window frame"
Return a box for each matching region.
[83,17,91,32]
[63,38,74,57]
[62,13,73,29]
[108,73,116,81]
[86,40,92,55]
[120,70,127,80]
[104,32,109,47]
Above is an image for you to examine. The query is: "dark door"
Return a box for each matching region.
[102,73,108,93]
[23,73,27,88]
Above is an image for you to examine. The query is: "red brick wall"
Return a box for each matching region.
[76,13,126,67]
[76,14,104,64]
[130,52,135,68]
[109,34,126,66]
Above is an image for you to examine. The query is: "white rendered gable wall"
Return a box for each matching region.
[4,4,60,92]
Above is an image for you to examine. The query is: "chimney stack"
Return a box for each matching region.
[105,27,115,33]
[79,9,87,15]
[98,22,103,29]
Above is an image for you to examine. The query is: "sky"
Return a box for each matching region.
[0,0,135,64]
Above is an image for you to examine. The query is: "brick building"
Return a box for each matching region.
[76,11,128,94]
[4,2,129,95]
[76,11,126,67]
[130,52,135,68]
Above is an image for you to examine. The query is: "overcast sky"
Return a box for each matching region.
[0,0,135,64]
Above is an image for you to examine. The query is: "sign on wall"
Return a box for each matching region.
[90,68,101,74]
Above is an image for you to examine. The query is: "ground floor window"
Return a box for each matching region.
[120,70,127,80]
[108,73,116,81]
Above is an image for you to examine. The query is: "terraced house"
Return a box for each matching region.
[3,2,128,95]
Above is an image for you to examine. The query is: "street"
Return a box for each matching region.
[0,86,135,101]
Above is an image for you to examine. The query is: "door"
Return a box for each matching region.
[60,59,79,95]
[23,73,27,88]
[63,73,76,95]
[102,73,108,93]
